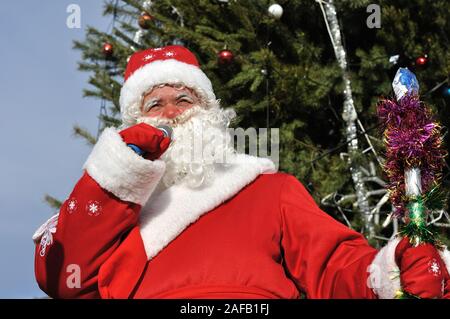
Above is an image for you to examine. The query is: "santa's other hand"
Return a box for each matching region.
[395,237,450,298]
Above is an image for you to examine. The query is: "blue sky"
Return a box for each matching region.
[0,1,110,298]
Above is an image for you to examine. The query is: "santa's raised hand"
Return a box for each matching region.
[119,123,171,161]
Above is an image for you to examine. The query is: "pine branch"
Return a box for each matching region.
[73,125,97,146]
[100,114,122,127]
[113,26,146,50]
[44,195,62,210]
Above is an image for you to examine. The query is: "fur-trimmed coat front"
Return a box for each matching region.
[33,127,428,299]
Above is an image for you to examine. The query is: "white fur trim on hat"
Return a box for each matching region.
[119,59,218,126]
[83,127,166,206]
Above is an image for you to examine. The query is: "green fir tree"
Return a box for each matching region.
[50,0,450,246]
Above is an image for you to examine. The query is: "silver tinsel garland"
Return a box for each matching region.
[318,0,373,237]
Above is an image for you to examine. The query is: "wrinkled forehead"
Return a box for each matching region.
[142,83,199,100]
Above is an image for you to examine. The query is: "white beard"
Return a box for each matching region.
[136,105,237,189]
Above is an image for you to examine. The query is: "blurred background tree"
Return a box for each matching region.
[45,0,450,247]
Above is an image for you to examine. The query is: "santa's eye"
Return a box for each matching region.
[144,100,161,112]
[177,96,194,105]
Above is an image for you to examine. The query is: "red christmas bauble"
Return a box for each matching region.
[218,49,234,64]
[102,42,113,57]
[415,55,428,66]
[138,12,153,29]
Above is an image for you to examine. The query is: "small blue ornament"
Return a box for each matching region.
[443,86,450,98]
[392,68,420,101]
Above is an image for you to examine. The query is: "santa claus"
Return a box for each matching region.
[33,45,450,299]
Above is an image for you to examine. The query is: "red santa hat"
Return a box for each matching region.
[119,45,218,126]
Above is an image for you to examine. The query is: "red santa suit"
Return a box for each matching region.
[33,45,450,299]
[32,126,395,299]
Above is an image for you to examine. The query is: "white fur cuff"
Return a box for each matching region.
[83,127,166,206]
[439,247,450,275]
[367,237,402,299]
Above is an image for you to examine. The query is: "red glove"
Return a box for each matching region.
[119,123,171,161]
[395,237,450,298]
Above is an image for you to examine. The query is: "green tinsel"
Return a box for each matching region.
[399,195,438,246]
[395,290,421,299]
[423,185,448,211]
[399,222,438,246]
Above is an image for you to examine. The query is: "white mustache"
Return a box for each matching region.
[136,105,236,189]
[137,105,204,127]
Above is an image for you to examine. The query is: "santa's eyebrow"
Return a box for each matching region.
[143,97,161,111]
[176,93,194,100]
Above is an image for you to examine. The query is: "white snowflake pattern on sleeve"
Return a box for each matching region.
[86,200,102,217]
[32,214,59,257]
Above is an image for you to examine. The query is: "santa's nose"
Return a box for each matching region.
[162,104,183,119]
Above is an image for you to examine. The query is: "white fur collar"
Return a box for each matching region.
[139,153,276,260]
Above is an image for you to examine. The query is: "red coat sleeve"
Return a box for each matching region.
[34,172,141,298]
[279,174,378,298]
[33,128,166,298]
